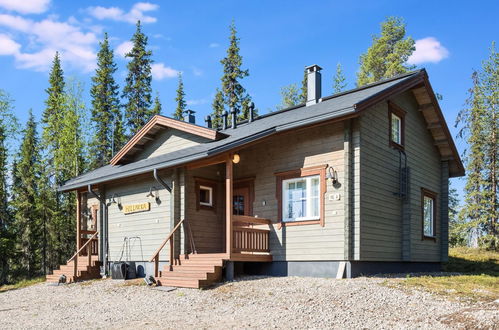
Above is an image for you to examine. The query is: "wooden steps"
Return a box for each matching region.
[46,256,101,284]
[155,253,224,289]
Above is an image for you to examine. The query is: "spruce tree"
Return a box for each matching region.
[0,125,10,283]
[220,21,251,121]
[90,32,124,169]
[333,63,347,93]
[11,111,42,278]
[152,93,162,115]
[211,88,225,129]
[277,84,300,110]
[42,52,65,151]
[300,68,307,103]
[173,73,186,120]
[357,17,415,86]
[122,20,154,135]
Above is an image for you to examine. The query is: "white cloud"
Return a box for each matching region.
[0,14,97,72]
[0,34,20,55]
[116,41,133,58]
[0,0,50,14]
[192,66,203,76]
[186,98,209,106]
[87,2,159,24]
[407,37,449,65]
[151,63,178,80]
[209,42,219,48]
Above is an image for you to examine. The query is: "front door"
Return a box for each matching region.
[233,187,250,216]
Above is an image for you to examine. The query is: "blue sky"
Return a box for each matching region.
[0,0,498,193]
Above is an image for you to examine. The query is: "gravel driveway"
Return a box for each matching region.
[0,276,497,329]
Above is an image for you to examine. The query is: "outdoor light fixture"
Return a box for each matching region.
[146,187,160,203]
[232,153,240,164]
[110,194,118,204]
[327,166,338,184]
[108,194,122,209]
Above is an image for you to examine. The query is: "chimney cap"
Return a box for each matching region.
[185,109,196,115]
[305,64,323,73]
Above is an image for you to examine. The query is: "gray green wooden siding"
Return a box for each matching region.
[359,91,443,262]
[134,128,209,161]
[103,172,172,262]
[234,121,346,261]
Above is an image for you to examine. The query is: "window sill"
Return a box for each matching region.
[389,140,405,150]
[422,235,437,241]
[278,219,321,229]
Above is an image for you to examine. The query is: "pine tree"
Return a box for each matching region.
[357,17,415,86]
[220,21,251,121]
[211,88,225,129]
[11,111,42,278]
[122,20,154,135]
[333,63,347,93]
[90,33,124,169]
[300,68,307,103]
[173,73,186,120]
[277,84,300,110]
[152,93,162,115]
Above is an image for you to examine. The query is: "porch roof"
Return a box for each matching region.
[59,69,462,192]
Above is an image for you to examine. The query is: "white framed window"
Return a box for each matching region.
[199,185,213,207]
[391,113,402,145]
[282,175,320,222]
[422,189,436,238]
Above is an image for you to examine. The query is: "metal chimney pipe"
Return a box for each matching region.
[231,108,237,129]
[185,109,196,124]
[305,64,323,106]
[222,111,228,130]
[205,115,212,128]
[248,101,255,123]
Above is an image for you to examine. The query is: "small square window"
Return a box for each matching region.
[199,185,213,207]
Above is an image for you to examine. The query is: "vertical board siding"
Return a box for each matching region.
[359,91,442,262]
[234,122,345,261]
[134,128,209,161]
[185,165,225,253]
[104,172,172,262]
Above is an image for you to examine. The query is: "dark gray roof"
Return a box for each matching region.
[60,70,422,191]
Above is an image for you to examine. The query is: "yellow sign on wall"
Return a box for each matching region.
[123,202,150,214]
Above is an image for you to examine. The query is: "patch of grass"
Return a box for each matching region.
[401,274,498,302]
[445,247,499,275]
[0,277,45,293]
[391,248,499,302]
[120,278,147,287]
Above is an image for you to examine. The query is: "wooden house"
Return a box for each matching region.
[47,66,464,288]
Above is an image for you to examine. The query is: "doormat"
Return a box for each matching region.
[151,286,176,292]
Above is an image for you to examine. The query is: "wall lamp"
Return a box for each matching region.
[109,193,122,209]
[232,153,240,164]
[146,186,160,203]
[326,166,338,184]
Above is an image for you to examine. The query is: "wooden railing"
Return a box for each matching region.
[80,237,98,256]
[232,216,270,253]
[67,231,99,278]
[149,218,196,277]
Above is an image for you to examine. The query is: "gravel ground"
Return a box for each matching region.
[0,276,497,329]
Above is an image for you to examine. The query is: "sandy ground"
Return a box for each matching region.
[0,276,497,329]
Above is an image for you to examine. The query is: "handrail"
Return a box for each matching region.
[233,215,271,226]
[149,218,185,262]
[67,231,99,264]
[149,218,188,277]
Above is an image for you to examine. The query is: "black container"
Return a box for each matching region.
[125,262,136,279]
[111,262,127,280]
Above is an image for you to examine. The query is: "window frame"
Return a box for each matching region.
[421,188,437,241]
[388,101,406,150]
[195,177,217,212]
[275,165,326,228]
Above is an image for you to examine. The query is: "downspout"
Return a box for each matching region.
[153,168,176,258]
[88,184,108,276]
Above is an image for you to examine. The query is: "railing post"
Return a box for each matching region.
[169,239,174,271]
[226,155,233,258]
[73,254,78,279]
[87,244,92,267]
[154,256,159,278]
